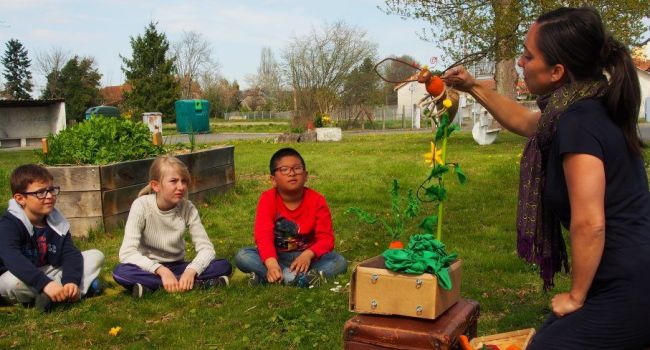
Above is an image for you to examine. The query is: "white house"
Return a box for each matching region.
[0,99,66,148]
[636,67,650,121]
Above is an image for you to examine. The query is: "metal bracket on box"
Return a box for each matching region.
[371,300,378,309]
[416,306,423,315]
[415,279,423,288]
[371,274,379,283]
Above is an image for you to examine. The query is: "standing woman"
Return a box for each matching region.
[443,7,650,349]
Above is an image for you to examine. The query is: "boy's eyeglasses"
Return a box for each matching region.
[21,186,60,199]
[273,165,305,175]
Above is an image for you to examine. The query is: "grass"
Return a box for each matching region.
[0,131,582,349]
[162,119,291,135]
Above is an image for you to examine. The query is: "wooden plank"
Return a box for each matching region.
[176,146,234,173]
[55,190,102,217]
[189,183,234,203]
[103,212,129,233]
[188,164,235,193]
[47,166,101,192]
[67,217,103,238]
[101,182,147,216]
[100,158,155,191]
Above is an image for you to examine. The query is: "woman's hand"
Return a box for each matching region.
[441,65,476,93]
[551,292,585,317]
[156,266,180,292]
[178,268,197,291]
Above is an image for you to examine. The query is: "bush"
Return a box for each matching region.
[40,117,165,165]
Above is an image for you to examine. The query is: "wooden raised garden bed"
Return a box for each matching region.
[48,146,235,237]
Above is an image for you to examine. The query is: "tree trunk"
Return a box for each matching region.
[494,58,517,100]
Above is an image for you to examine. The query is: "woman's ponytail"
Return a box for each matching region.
[602,35,643,154]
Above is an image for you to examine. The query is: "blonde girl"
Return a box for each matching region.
[112,156,231,297]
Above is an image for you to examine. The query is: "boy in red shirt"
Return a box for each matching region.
[235,148,347,286]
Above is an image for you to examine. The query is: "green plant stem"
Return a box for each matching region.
[436,124,449,241]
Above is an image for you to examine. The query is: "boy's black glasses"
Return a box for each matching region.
[273,166,305,175]
[21,186,60,199]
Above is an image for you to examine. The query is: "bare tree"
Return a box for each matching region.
[172,31,216,99]
[282,21,377,127]
[35,47,70,98]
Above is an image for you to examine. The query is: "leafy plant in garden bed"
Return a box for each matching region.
[40,117,165,165]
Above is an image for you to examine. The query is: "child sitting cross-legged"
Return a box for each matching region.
[112,155,232,297]
[0,164,105,312]
[235,148,347,287]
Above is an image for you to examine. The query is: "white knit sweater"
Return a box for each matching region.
[118,194,216,275]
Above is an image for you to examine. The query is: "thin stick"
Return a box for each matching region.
[436,123,449,241]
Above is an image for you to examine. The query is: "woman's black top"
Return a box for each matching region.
[544,98,650,284]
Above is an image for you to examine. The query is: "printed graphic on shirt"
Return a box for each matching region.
[28,226,49,267]
[273,215,313,251]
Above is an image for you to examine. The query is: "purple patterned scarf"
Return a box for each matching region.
[516,79,607,290]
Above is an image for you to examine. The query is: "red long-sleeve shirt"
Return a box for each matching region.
[254,188,335,263]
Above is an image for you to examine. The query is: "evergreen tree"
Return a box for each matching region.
[121,22,180,121]
[56,56,102,121]
[2,39,33,99]
[342,57,383,106]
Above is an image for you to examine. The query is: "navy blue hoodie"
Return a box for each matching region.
[0,199,83,292]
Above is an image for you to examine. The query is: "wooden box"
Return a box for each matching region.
[47,146,235,237]
[469,328,535,350]
[350,255,462,320]
[343,298,479,350]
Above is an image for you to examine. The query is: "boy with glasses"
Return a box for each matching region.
[0,164,104,312]
[235,148,347,287]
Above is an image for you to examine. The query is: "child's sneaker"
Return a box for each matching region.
[131,283,152,298]
[248,272,262,286]
[295,270,327,288]
[85,278,103,298]
[34,292,52,313]
[197,276,229,289]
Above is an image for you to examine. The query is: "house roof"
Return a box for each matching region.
[100,84,132,106]
[636,60,650,72]
[0,98,65,107]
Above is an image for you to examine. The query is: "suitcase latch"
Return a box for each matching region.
[371,274,379,283]
[415,279,423,288]
[416,305,423,315]
[371,300,378,309]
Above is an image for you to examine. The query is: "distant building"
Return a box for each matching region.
[100,84,132,106]
[0,99,66,148]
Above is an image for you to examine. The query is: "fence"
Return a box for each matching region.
[224,110,293,120]
[222,101,538,129]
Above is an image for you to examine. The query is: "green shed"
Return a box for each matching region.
[175,100,210,133]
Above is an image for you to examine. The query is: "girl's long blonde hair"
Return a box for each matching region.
[138,155,191,197]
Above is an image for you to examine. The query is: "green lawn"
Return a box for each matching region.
[0,132,578,349]
[162,120,292,135]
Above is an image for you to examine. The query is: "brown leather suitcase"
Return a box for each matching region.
[343,298,479,350]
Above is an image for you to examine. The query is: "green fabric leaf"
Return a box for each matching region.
[404,190,420,218]
[424,184,447,202]
[454,163,467,184]
[382,234,457,289]
[427,164,449,181]
[419,215,438,235]
[344,207,378,224]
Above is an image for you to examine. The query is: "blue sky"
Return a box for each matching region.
[0,0,447,95]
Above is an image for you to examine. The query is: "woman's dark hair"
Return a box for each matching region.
[536,7,642,154]
[269,148,306,174]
